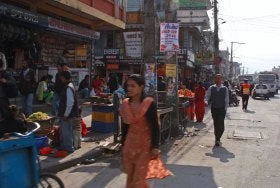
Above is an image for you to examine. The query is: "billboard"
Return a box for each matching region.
[160,23,179,52]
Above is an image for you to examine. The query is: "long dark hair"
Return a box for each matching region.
[127,74,146,102]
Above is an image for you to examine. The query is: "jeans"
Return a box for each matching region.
[72,117,81,149]
[21,93,33,116]
[59,119,74,152]
[79,88,89,99]
[211,107,226,142]
[242,95,249,110]
[51,92,60,116]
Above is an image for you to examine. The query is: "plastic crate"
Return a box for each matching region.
[0,136,39,188]
[92,104,114,113]
[92,112,114,123]
[35,136,49,150]
[91,121,115,133]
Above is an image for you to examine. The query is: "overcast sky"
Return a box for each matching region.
[215,0,280,74]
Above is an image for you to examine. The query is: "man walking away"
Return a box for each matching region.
[241,79,250,110]
[19,59,36,116]
[205,74,229,147]
[57,71,79,153]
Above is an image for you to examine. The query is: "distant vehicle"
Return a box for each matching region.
[238,75,254,85]
[254,73,277,96]
[251,84,270,100]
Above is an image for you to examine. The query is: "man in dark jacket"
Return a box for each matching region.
[0,59,13,120]
[51,64,65,115]
[78,75,90,99]
[58,71,79,152]
[205,74,229,147]
[19,59,36,116]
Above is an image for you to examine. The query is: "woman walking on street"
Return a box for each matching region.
[194,82,206,122]
[120,74,171,188]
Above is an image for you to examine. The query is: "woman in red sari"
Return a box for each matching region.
[194,81,206,122]
[120,74,171,188]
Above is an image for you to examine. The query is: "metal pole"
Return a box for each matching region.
[214,0,219,73]
[229,41,233,80]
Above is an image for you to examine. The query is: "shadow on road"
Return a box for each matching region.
[205,146,235,163]
[244,109,256,114]
[154,164,218,188]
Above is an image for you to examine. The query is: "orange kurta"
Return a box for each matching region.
[194,86,206,122]
[121,98,171,188]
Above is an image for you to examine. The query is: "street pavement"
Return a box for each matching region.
[56,94,280,188]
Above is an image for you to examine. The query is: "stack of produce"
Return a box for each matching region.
[26,112,49,122]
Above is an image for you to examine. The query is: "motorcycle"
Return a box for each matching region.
[229,89,240,106]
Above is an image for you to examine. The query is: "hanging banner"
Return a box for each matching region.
[166,64,177,77]
[123,31,143,58]
[160,23,179,52]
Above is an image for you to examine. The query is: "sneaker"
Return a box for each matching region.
[215,141,222,147]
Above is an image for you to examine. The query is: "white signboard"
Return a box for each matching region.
[123,31,143,58]
[160,23,179,52]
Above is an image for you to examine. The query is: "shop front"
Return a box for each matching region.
[100,48,143,85]
[0,2,99,89]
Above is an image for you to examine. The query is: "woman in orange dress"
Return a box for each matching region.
[120,74,172,188]
[194,81,206,122]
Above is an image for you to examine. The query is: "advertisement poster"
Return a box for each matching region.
[166,64,177,77]
[123,31,143,58]
[160,23,179,52]
[144,63,156,94]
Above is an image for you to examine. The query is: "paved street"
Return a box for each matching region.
[57,94,280,188]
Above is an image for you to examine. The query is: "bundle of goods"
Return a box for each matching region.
[26,112,54,137]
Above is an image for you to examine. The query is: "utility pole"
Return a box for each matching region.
[213,0,219,73]
[143,0,158,96]
[229,41,245,79]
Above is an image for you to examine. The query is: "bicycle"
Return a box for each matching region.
[11,122,64,188]
[178,101,190,134]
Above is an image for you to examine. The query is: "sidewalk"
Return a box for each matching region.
[40,106,214,173]
[40,105,115,173]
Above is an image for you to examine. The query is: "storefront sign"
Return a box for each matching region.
[48,17,100,40]
[196,52,214,64]
[107,64,119,70]
[160,23,179,52]
[120,59,143,65]
[103,49,121,59]
[0,3,48,26]
[123,31,143,58]
[166,64,177,77]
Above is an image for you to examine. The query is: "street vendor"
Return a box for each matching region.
[0,105,27,138]
[178,83,195,121]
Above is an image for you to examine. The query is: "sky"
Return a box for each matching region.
[214,0,280,74]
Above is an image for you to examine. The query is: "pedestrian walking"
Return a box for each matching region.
[194,81,206,122]
[19,59,36,116]
[120,74,171,188]
[240,79,251,110]
[57,71,79,153]
[205,74,229,147]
